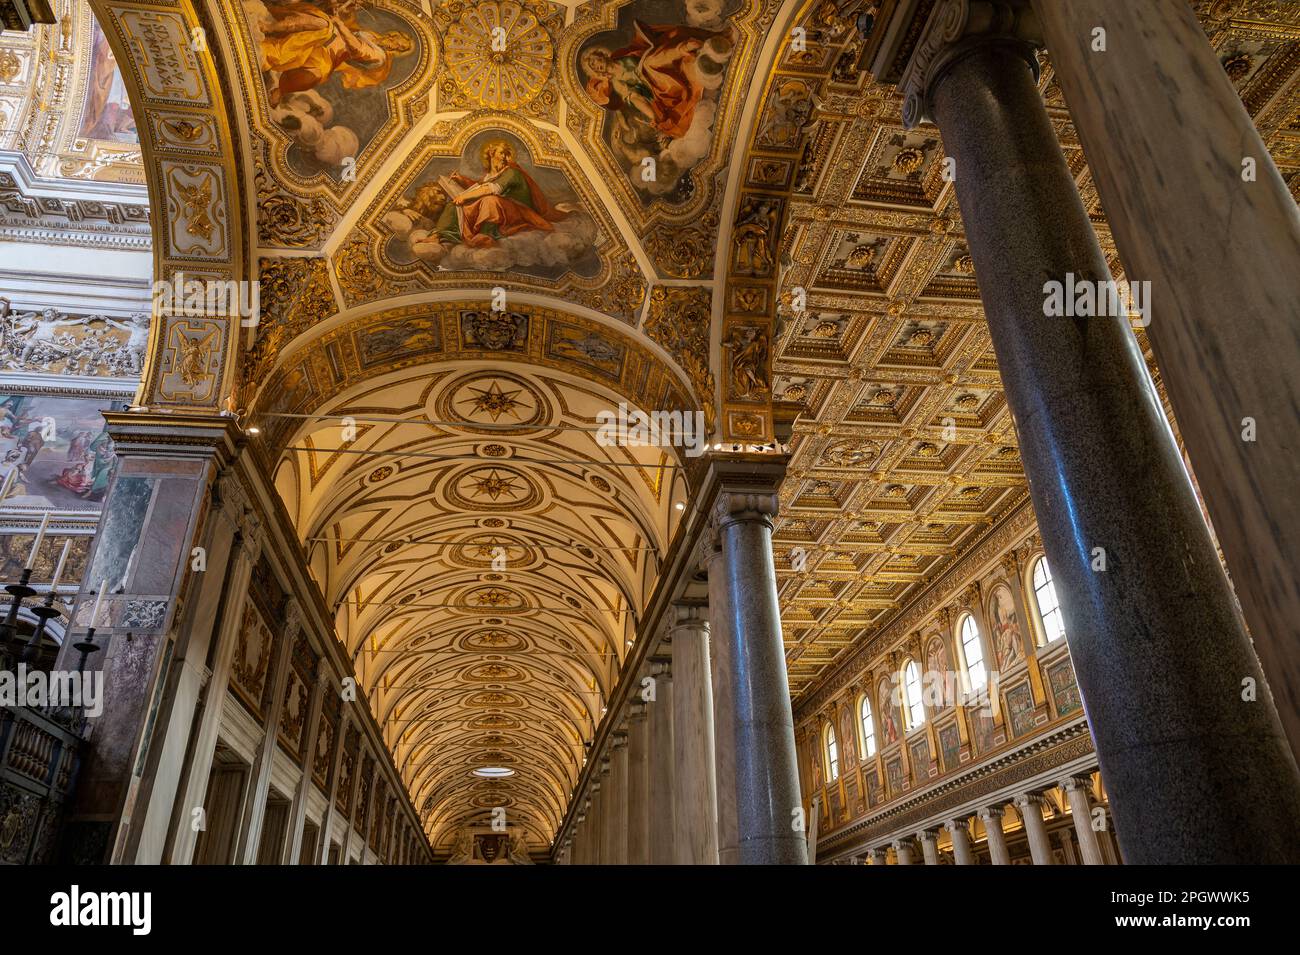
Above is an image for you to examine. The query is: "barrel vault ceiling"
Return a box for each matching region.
[62,0,1300,853]
[206,0,784,852]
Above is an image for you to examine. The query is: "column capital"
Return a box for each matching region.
[711,489,780,533]
[891,836,917,851]
[1000,550,1021,577]
[1057,774,1093,795]
[1013,791,1051,811]
[944,817,971,834]
[611,732,629,752]
[868,0,1043,128]
[668,600,710,633]
[695,526,723,572]
[917,828,940,842]
[978,804,1005,821]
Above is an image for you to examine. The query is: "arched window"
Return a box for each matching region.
[1032,556,1066,643]
[824,722,840,781]
[859,695,877,759]
[902,659,925,728]
[959,613,987,690]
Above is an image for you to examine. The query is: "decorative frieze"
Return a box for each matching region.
[0,304,147,378]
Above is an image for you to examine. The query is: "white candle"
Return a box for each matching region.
[25,512,50,570]
[90,577,107,628]
[50,539,71,591]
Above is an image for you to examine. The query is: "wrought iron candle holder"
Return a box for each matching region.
[72,627,101,675]
[20,588,65,664]
[0,566,36,648]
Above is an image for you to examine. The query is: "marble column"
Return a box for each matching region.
[607,736,629,865]
[574,802,590,865]
[647,658,676,864]
[918,828,940,865]
[946,818,974,866]
[591,775,605,865]
[872,0,1300,864]
[1014,793,1055,866]
[707,461,808,865]
[1059,776,1105,866]
[702,530,738,863]
[1035,0,1300,761]
[57,413,241,863]
[866,847,887,865]
[892,838,915,866]
[978,806,1011,866]
[626,703,651,865]
[671,603,719,864]
[126,473,246,864]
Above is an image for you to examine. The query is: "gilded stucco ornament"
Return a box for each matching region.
[724,323,771,400]
[255,164,338,249]
[644,286,716,433]
[440,0,555,111]
[244,257,337,383]
[644,214,719,279]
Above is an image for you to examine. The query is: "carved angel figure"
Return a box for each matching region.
[725,325,771,400]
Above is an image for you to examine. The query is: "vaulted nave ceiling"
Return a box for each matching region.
[194,0,790,849]
[257,310,692,850]
[72,0,1300,851]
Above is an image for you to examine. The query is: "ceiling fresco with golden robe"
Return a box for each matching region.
[196,0,798,447]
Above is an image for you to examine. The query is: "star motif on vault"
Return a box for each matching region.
[460,381,525,422]
[467,468,522,501]
[475,588,513,607]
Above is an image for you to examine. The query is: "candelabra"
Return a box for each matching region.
[21,585,65,664]
[0,566,37,670]
[0,514,93,713]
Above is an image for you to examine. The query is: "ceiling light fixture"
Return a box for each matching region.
[472,766,515,778]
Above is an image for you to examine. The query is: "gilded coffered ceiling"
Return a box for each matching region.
[757,0,1300,702]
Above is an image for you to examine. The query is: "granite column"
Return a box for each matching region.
[875,0,1300,863]
[708,469,807,865]
[1034,0,1300,760]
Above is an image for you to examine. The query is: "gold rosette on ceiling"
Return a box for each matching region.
[443,0,554,110]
